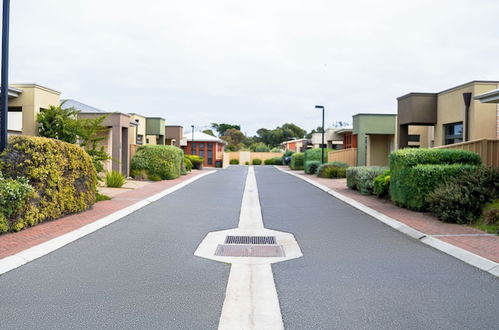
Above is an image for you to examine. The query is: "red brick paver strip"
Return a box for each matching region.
[279,167,499,263]
[0,170,210,260]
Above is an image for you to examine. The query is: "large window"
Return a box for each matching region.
[207,143,213,165]
[408,134,420,142]
[444,122,463,145]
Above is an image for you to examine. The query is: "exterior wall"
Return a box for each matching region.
[129,114,146,145]
[250,152,284,162]
[366,134,395,166]
[145,118,165,144]
[434,82,498,146]
[435,138,498,168]
[185,141,224,167]
[165,126,183,147]
[353,114,396,166]
[408,125,432,148]
[328,148,357,166]
[8,84,61,136]
[145,135,157,145]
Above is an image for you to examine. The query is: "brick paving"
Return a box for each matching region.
[0,170,209,259]
[280,167,499,263]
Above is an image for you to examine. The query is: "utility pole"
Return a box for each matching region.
[0,0,10,152]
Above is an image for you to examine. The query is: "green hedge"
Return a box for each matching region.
[229,159,239,165]
[252,158,262,165]
[131,145,183,181]
[184,157,193,171]
[304,160,321,174]
[346,166,388,195]
[264,157,283,165]
[290,152,304,170]
[0,136,97,232]
[304,148,331,164]
[373,170,391,198]
[185,154,204,169]
[317,163,347,178]
[390,148,482,211]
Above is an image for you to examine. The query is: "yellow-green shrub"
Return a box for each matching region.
[0,136,97,232]
[131,145,183,180]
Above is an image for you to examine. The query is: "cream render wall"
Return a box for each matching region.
[9,84,61,136]
[408,125,432,148]
[471,83,499,141]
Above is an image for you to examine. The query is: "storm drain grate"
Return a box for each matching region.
[225,235,276,245]
[215,244,285,257]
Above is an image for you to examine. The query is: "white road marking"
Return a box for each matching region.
[195,167,302,329]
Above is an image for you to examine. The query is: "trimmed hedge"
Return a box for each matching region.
[304,160,321,174]
[0,136,97,232]
[131,145,183,180]
[290,152,304,170]
[427,167,498,224]
[264,157,283,165]
[304,148,331,164]
[346,166,388,195]
[390,148,482,211]
[252,158,262,165]
[184,157,193,171]
[229,159,239,165]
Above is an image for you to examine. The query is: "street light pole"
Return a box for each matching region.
[0,0,10,152]
[191,125,194,155]
[315,105,325,163]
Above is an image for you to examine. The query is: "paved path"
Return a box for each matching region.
[0,166,497,329]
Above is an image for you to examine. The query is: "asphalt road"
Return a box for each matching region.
[255,166,499,330]
[0,165,498,330]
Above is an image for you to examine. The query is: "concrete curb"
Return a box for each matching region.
[275,166,499,278]
[0,171,215,276]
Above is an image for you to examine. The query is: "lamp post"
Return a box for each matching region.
[191,125,194,155]
[0,0,10,152]
[315,105,325,163]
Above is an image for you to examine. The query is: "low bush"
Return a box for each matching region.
[316,162,349,178]
[284,150,295,158]
[229,159,239,165]
[389,148,482,170]
[0,176,34,233]
[252,158,262,165]
[483,200,499,226]
[347,166,388,195]
[0,136,97,232]
[184,157,193,171]
[304,161,321,174]
[373,170,391,198]
[96,193,111,202]
[185,154,204,169]
[427,167,498,224]
[264,157,283,165]
[131,145,183,181]
[290,152,304,170]
[105,170,126,188]
[245,161,249,165]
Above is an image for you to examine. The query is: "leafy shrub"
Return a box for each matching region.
[250,142,270,152]
[347,166,388,195]
[147,173,162,181]
[185,154,204,169]
[184,157,193,171]
[390,148,482,211]
[373,170,391,198]
[130,169,148,180]
[317,164,347,178]
[131,145,183,181]
[105,170,126,188]
[96,193,111,202]
[290,152,304,170]
[328,161,349,168]
[304,161,321,174]
[271,148,281,152]
[0,136,97,232]
[245,161,249,165]
[483,200,499,225]
[264,157,283,165]
[230,159,239,165]
[427,167,498,224]
[304,148,331,164]
[284,150,295,158]
[0,176,34,233]
[252,158,262,165]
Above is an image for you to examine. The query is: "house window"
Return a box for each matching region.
[199,143,205,159]
[408,135,420,142]
[444,122,463,145]
[137,135,143,145]
[191,143,196,155]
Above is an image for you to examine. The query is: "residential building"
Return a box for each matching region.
[7,84,61,136]
[311,127,350,149]
[181,131,225,167]
[129,113,146,145]
[397,81,499,148]
[475,87,499,138]
[145,117,165,145]
[280,138,311,152]
[165,125,183,147]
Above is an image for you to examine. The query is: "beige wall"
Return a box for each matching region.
[328,148,357,166]
[129,114,146,145]
[9,84,61,136]
[222,151,284,167]
[435,82,498,146]
[366,134,395,166]
[250,152,284,162]
[408,125,433,148]
[146,135,157,145]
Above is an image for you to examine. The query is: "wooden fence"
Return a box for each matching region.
[328,148,357,166]
[434,138,499,168]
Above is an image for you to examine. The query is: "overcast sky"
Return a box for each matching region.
[6,0,499,135]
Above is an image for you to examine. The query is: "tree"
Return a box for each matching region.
[249,142,270,152]
[211,123,241,137]
[77,116,111,173]
[37,104,80,143]
[203,129,216,137]
[253,123,307,147]
[221,128,246,151]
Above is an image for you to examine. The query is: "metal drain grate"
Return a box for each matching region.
[215,244,285,257]
[225,235,276,245]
